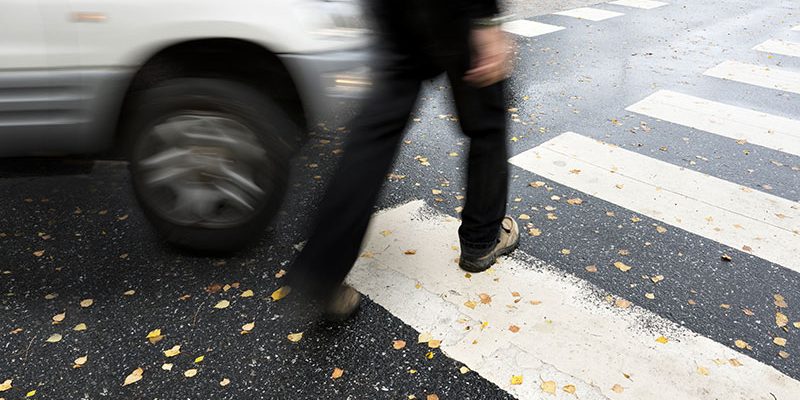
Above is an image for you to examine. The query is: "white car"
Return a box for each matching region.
[0,0,370,251]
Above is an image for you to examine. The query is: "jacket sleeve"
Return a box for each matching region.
[463,0,500,19]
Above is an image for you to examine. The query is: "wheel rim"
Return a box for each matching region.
[133,112,272,227]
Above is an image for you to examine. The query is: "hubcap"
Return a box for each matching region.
[133,113,271,227]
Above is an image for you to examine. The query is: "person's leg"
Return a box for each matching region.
[449,74,510,260]
[289,74,422,303]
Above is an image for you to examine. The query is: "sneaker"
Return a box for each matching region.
[323,284,362,321]
[459,216,520,273]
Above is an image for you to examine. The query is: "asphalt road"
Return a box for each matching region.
[2,0,800,399]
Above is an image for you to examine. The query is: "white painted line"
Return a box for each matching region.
[753,39,800,58]
[502,20,565,37]
[349,200,800,400]
[793,25,800,31]
[704,60,800,94]
[509,132,800,272]
[608,0,668,9]
[553,7,625,21]
[626,90,800,157]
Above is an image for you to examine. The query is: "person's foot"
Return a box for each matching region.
[323,284,362,322]
[459,216,520,273]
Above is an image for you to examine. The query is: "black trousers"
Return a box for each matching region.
[289,17,508,301]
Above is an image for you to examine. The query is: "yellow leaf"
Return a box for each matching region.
[655,336,669,344]
[425,351,435,359]
[220,378,231,387]
[614,261,632,272]
[74,355,88,367]
[392,340,406,350]
[241,322,255,334]
[563,384,577,394]
[614,298,632,309]
[697,366,709,376]
[518,214,531,220]
[184,368,198,378]
[778,351,790,359]
[240,289,254,298]
[479,293,492,304]
[585,265,598,273]
[776,312,789,328]
[529,228,542,236]
[418,332,433,343]
[464,300,477,309]
[161,363,173,371]
[530,181,546,188]
[729,358,743,367]
[287,332,303,342]
[431,189,442,195]
[561,249,571,255]
[1,379,12,392]
[566,198,583,205]
[459,366,470,374]
[146,329,162,339]
[46,333,62,343]
[80,299,94,308]
[26,389,36,397]
[270,286,291,301]
[213,300,230,309]
[734,339,750,349]
[122,368,143,386]
[52,312,66,324]
[541,380,557,394]
[774,293,788,308]
[123,289,136,296]
[194,355,204,364]
[773,337,787,347]
[611,384,624,393]
[650,275,664,283]
[331,368,344,379]
[73,323,87,331]
[794,321,800,329]
[630,216,641,223]
[428,340,441,349]
[655,226,667,234]
[510,375,523,385]
[645,293,655,300]
[163,345,181,358]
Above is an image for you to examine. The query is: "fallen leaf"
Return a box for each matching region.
[26,389,36,397]
[0,379,11,392]
[510,375,523,385]
[650,275,664,283]
[479,293,492,304]
[655,226,667,234]
[123,290,136,296]
[271,286,291,301]
[720,304,731,309]
[220,378,231,387]
[655,336,668,344]
[614,298,632,309]
[184,369,198,378]
[518,214,531,220]
[33,250,45,257]
[509,325,521,333]
[123,368,143,386]
[585,265,598,273]
[528,228,542,236]
[721,254,732,262]
[241,322,255,334]
[614,261,632,272]
[530,181,546,188]
[777,312,789,328]
[425,351,435,359]
[734,339,750,350]
[566,198,583,205]
[541,380,557,394]
[331,368,344,379]
[729,358,743,367]
[743,308,755,316]
[275,269,287,278]
[287,332,303,343]
[164,345,181,358]
[161,363,173,371]
[73,323,88,331]
[774,294,788,308]
[778,351,790,359]
[428,340,441,349]
[630,216,641,223]
[73,355,88,368]
[404,249,417,255]
[645,293,655,300]
[418,332,433,344]
[697,366,709,376]
[561,249,571,255]
[563,384,577,394]
[194,355,205,364]
[611,384,624,393]
[546,213,557,220]
[392,340,406,350]
[146,329,162,339]
[464,300,477,309]
[46,333,62,343]
[213,300,230,309]
[774,337,787,347]
[240,290,254,298]
[52,312,66,324]
[794,322,800,329]
[459,366,470,374]
[569,169,581,174]
[427,395,439,400]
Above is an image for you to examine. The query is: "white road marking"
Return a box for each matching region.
[509,132,800,272]
[626,90,800,156]
[704,60,800,94]
[753,39,800,58]
[608,0,668,9]
[502,20,565,37]
[348,200,800,400]
[553,7,625,21]
[793,25,800,31]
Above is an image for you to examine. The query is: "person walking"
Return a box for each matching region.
[289,0,519,320]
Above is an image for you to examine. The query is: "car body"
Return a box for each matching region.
[0,0,371,250]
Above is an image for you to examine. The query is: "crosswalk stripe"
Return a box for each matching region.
[704,60,800,94]
[509,132,800,273]
[348,200,800,400]
[753,39,800,57]
[502,20,565,37]
[608,0,668,9]
[626,90,800,157]
[793,25,800,31]
[553,7,625,21]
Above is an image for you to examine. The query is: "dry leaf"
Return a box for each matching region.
[563,384,577,394]
[541,380,557,394]
[46,333,62,343]
[427,395,439,400]
[697,366,709,376]
[464,300,477,309]
[611,384,624,393]
[220,378,231,387]
[721,254,732,262]
[331,368,344,379]
[33,250,45,257]
[630,216,641,223]
[161,363,173,371]
[734,340,750,350]
[74,355,88,368]
[164,345,181,358]
[510,375,523,385]
[123,290,136,296]
[275,269,287,278]
[428,340,441,349]
[52,312,66,324]
[614,261,632,272]
[146,329,162,339]
[655,336,668,344]
[530,181,546,188]
[287,332,303,343]
[459,366,470,374]
[418,332,433,344]
[404,249,417,255]
[776,312,789,328]
[743,308,755,316]
[123,368,143,386]
[794,322,800,329]
[509,325,521,333]
[774,294,788,308]
[773,337,787,347]
[240,290,254,298]
[79,299,94,308]
[425,351,435,359]
[184,369,198,378]
[614,298,632,309]
[392,340,406,350]
[73,323,87,331]
[0,379,12,392]
[778,351,790,359]
[585,265,598,273]
[561,249,571,255]
[655,226,667,234]
[729,358,743,367]
[650,275,664,283]
[241,322,255,334]
[479,293,492,304]
[270,286,291,301]
[566,198,583,205]
[645,293,655,300]
[213,300,230,309]
[528,228,542,236]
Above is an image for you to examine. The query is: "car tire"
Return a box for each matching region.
[123,78,299,252]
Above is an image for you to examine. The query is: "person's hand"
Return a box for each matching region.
[464,25,514,87]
